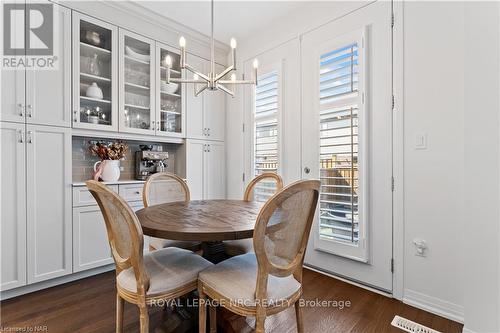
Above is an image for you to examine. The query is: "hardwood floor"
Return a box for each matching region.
[0,269,463,333]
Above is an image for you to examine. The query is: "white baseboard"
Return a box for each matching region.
[462,328,477,333]
[403,289,464,324]
[0,264,115,300]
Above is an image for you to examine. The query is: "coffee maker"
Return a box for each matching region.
[135,149,169,180]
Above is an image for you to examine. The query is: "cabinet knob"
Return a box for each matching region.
[18,103,24,117]
[304,167,310,174]
[135,191,140,195]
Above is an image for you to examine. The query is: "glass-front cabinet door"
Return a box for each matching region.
[156,42,184,137]
[72,12,118,131]
[119,30,155,135]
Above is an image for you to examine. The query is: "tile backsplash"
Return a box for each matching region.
[72,137,179,182]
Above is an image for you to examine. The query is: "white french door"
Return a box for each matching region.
[301,1,393,292]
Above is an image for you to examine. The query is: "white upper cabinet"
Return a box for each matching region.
[26,125,72,283]
[156,42,185,137]
[0,122,27,291]
[203,65,225,141]
[119,29,155,135]
[1,3,70,127]
[26,5,71,127]
[186,54,206,140]
[185,57,225,141]
[72,12,118,131]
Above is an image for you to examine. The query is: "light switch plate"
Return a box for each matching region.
[415,132,427,150]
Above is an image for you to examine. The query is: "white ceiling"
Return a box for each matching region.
[133,1,308,44]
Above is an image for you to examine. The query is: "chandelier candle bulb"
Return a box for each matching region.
[179,36,186,68]
[230,38,237,69]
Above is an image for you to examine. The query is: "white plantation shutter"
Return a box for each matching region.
[254,70,279,202]
[319,42,361,244]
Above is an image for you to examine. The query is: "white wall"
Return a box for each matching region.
[463,2,500,332]
[227,0,500,329]
[402,1,465,321]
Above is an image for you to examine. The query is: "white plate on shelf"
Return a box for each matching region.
[125,46,150,62]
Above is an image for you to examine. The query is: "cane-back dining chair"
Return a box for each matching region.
[143,172,202,252]
[224,172,284,257]
[86,180,212,333]
[198,179,320,333]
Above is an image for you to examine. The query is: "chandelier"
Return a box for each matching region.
[164,0,258,97]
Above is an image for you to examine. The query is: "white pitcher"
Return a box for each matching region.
[94,160,121,182]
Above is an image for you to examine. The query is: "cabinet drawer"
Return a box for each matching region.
[73,185,118,207]
[118,184,144,202]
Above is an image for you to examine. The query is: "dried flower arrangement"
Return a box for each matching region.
[88,140,128,160]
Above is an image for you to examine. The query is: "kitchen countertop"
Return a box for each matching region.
[72,179,145,187]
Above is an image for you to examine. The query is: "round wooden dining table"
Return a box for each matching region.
[136,199,264,262]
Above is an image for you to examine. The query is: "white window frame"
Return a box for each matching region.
[313,27,369,262]
[246,62,284,184]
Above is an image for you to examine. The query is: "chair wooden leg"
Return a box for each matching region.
[116,293,124,333]
[199,284,207,333]
[139,305,149,333]
[295,300,304,333]
[209,304,217,333]
[255,312,266,333]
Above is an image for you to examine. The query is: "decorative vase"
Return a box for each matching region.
[86,82,103,99]
[94,160,121,182]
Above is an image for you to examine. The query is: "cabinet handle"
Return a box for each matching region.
[27,104,32,117]
[157,121,160,132]
[208,128,210,136]
[18,103,25,117]
[18,130,24,143]
[27,131,33,144]
[207,144,210,152]
[73,110,78,122]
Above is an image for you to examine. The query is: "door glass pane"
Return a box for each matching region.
[79,20,113,126]
[254,70,279,202]
[319,43,360,245]
[123,36,151,130]
[159,49,182,134]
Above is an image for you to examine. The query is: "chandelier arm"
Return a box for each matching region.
[216,83,235,97]
[214,65,235,82]
[183,64,211,82]
[218,79,256,85]
[169,78,207,84]
[195,84,209,97]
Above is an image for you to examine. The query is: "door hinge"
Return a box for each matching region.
[391,176,395,191]
[391,13,395,28]
[392,95,395,110]
[391,258,394,273]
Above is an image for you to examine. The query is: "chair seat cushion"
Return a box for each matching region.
[117,247,212,296]
[149,237,202,252]
[223,239,254,256]
[199,253,301,307]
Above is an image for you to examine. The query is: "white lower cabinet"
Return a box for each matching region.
[1,122,27,291]
[26,125,72,284]
[186,139,225,200]
[1,123,72,290]
[72,206,114,272]
[72,184,149,273]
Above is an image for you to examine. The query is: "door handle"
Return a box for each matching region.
[304,167,310,174]
[18,103,25,117]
